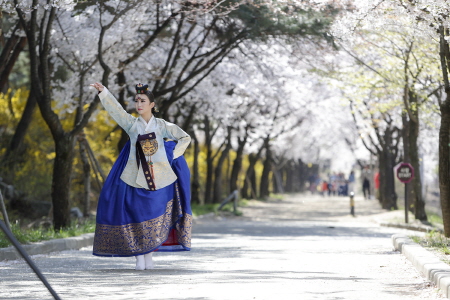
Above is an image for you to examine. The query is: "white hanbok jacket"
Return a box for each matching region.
[98,87,191,191]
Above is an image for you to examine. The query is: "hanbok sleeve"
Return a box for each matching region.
[98,87,135,132]
[161,120,191,159]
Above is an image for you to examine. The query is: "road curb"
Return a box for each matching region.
[0,233,94,261]
[392,234,450,298]
[382,222,443,233]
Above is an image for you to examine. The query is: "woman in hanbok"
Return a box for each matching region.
[90,82,192,270]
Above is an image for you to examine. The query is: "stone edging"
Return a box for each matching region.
[382,222,443,233]
[0,233,94,261]
[392,234,450,298]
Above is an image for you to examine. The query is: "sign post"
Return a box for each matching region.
[396,163,414,224]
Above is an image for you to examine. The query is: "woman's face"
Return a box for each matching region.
[134,94,154,116]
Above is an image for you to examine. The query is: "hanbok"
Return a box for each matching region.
[93,140,192,257]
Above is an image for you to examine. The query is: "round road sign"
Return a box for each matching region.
[396,163,414,184]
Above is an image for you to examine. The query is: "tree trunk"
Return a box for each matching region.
[403,87,427,221]
[285,160,303,193]
[297,159,307,192]
[272,166,284,194]
[52,134,77,230]
[15,3,121,230]
[229,136,247,193]
[408,112,427,221]
[260,140,272,199]
[385,153,398,210]
[0,189,11,230]
[204,116,214,204]
[116,71,129,152]
[0,34,27,92]
[242,143,265,199]
[438,26,450,237]
[250,162,258,198]
[440,101,450,236]
[378,148,397,210]
[2,93,37,174]
[213,139,232,203]
[401,111,414,212]
[272,169,278,193]
[190,130,201,205]
[78,135,91,217]
[285,162,293,193]
[7,93,36,154]
[242,154,259,199]
[378,153,386,206]
[20,5,77,230]
[241,155,254,199]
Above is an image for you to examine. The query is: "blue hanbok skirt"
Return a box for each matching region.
[93,140,192,257]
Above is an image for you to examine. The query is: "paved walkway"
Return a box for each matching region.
[0,194,444,299]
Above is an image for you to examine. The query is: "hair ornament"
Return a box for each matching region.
[135,83,149,94]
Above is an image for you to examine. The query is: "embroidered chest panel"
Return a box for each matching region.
[136,132,158,190]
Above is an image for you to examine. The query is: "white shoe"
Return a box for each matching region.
[135,255,145,270]
[144,253,154,269]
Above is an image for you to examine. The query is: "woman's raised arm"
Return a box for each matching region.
[90,83,135,132]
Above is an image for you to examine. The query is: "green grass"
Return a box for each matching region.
[219,203,243,216]
[269,193,285,200]
[388,208,443,229]
[410,236,421,244]
[427,212,444,227]
[191,203,220,217]
[411,230,450,256]
[0,219,96,248]
[191,200,246,217]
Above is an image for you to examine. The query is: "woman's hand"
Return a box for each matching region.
[90,82,104,92]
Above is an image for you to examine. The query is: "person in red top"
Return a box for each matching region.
[322,181,329,196]
[374,171,380,200]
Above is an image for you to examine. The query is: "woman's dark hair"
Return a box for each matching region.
[135,83,158,114]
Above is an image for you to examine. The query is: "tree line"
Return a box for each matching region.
[330,1,450,235]
[0,1,340,230]
[5,0,448,237]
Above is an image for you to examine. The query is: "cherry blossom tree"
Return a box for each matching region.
[390,1,450,235]
[7,0,248,227]
[330,2,443,217]
[0,10,34,171]
[2,0,350,226]
[188,38,339,201]
[11,0,142,229]
[329,0,450,233]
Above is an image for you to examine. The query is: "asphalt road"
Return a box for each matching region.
[0,194,444,300]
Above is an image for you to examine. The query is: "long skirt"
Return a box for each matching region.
[92,140,192,257]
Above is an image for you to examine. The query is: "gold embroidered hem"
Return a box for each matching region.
[177,213,192,247]
[93,199,192,257]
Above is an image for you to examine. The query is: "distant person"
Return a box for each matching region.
[316,183,323,194]
[374,171,380,199]
[338,180,349,196]
[308,174,317,194]
[322,181,329,196]
[362,165,371,199]
[328,181,336,196]
[348,170,355,194]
